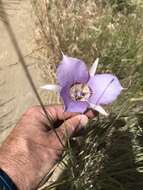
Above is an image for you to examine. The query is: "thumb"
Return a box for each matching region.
[56,114,88,138]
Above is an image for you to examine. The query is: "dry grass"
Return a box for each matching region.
[29,0,143,190]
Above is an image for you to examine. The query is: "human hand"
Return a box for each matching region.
[0,105,95,190]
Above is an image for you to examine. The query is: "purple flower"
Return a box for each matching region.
[41,54,123,115]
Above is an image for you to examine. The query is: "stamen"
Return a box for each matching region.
[70,84,91,101]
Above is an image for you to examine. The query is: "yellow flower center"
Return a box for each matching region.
[70,84,91,101]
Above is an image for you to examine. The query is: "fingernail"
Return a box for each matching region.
[79,115,88,127]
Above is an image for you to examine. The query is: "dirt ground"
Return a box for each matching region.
[0,1,57,143]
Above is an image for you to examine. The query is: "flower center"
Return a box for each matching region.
[70,84,91,101]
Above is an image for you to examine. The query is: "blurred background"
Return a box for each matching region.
[0,0,143,189]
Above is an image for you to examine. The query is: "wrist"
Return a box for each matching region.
[0,156,31,190]
[0,138,33,190]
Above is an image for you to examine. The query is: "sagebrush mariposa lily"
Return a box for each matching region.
[41,54,123,116]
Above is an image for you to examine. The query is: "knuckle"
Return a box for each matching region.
[46,106,55,114]
[46,106,56,120]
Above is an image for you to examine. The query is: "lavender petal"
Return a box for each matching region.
[88,74,123,105]
[57,54,89,87]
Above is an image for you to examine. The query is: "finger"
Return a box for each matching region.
[85,109,97,119]
[45,105,97,122]
[40,105,97,129]
[44,105,79,122]
[25,105,96,128]
[56,114,88,139]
